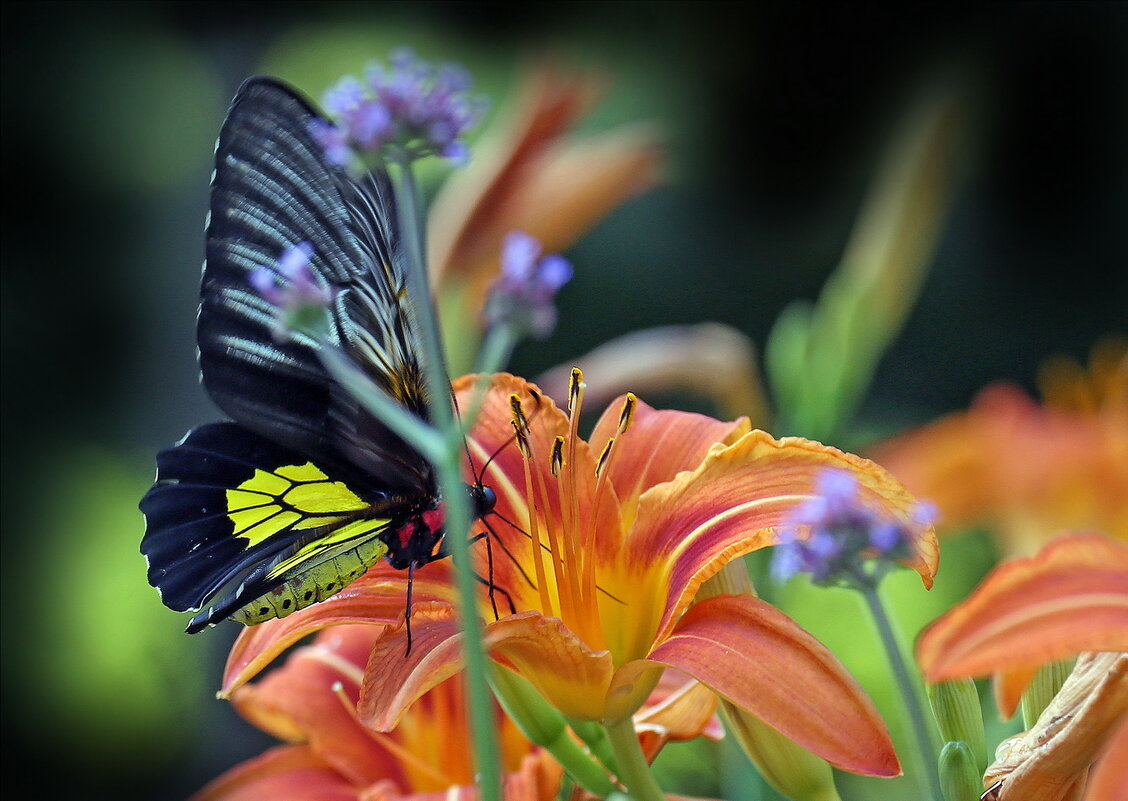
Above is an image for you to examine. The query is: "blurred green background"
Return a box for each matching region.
[2,2,1124,800]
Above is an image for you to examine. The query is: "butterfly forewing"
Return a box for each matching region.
[200,77,433,493]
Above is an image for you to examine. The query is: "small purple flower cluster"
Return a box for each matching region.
[249,242,334,338]
[771,468,936,584]
[483,231,573,339]
[310,48,488,168]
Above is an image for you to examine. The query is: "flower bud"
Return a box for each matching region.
[720,702,842,801]
[938,740,982,801]
[927,678,987,773]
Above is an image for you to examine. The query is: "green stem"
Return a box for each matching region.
[489,667,616,796]
[389,156,453,429]
[389,155,501,801]
[567,718,620,777]
[858,580,942,801]
[473,323,519,376]
[605,716,665,801]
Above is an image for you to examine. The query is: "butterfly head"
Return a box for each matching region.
[471,483,497,519]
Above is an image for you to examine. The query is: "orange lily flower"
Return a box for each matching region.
[195,623,562,801]
[426,63,663,360]
[223,372,938,779]
[917,534,1128,801]
[870,339,1128,554]
[917,533,1128,715]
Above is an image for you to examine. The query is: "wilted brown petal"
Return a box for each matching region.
[986,652,1128,801]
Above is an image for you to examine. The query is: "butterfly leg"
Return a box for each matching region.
[432,531,517,619]
[404,561,416,657]
[467,529,502,619]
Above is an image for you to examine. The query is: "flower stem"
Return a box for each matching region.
[858,579,942,801]
[489,666,617,796]
[389,156,501,801]
[605,716,665,801]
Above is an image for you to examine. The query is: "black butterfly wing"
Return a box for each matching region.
[199,76,433,493]
[140,423,405,631]
[140,78,449,630]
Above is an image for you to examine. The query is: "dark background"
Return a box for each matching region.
[2,2,1125,800]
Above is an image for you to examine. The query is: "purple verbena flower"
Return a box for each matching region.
[483,231,573,339]
[249,242,334,339]
[310,48,488,168]
[771,467,936,586]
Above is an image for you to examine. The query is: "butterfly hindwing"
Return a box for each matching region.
[140,422,408,631]
[199,77,433,494]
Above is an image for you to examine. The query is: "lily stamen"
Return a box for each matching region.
[617,392,638,434]
[560,370,590,636]
[511,416,554,616]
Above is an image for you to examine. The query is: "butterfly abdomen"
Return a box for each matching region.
[220,534,390,628]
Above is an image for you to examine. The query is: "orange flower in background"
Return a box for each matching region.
[196,624,561,801]
[1086,714,1128,801]
[870,339,1128,554]
[917,534,1128,801]
[426,63,663,361]
[223,372,937,779]
[917,533,1128,715]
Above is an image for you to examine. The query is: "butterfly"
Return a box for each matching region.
[139,77,496,636]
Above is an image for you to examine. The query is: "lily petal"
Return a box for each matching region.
[486,611,617,722]
[984,652,1128,801]
[629,593,900,777]
[633,669,722,742]
[230,625,404,787]
[917,534,1128,696]
[1086,711,1128,801]
[192,744,359,801]
[428,64,662,308]
[992,664,1042,720]
[357,605,465,732]
[611,430,936,657]
[588,394,749,526]
[221,564,455,696]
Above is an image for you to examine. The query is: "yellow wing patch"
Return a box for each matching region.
[225,463,371,548]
